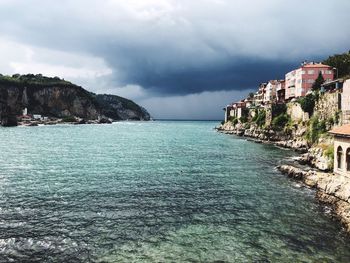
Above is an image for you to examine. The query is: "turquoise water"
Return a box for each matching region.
[0,121,350,262]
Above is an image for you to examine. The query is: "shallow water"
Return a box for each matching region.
[0,121,350,262]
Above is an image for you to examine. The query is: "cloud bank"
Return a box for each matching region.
[0,0,349,119]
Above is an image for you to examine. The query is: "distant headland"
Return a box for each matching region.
[0,74,151,127]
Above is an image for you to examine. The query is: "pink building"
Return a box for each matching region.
[285,62,334,100]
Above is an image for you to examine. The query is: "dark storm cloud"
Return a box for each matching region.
[116,58,296,95]
[0,0,349,99]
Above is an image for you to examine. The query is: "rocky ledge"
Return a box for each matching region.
[217,122,309,152]
[278,164,350,233]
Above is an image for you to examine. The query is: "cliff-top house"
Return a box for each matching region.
[285,62,334,100]
[264,80,285,104]
[330,124,350,177]
[264,80,277,104]
[253,83,267,106]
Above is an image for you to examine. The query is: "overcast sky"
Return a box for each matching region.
[0,0,349,119]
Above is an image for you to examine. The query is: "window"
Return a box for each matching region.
[338,146,343,169]
[307,79,314,84]
[347,148,350,171]
[308,70,315,74]
[301,70,306,74]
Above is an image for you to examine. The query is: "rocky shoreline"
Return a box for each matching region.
[278,165,350,233]
[16,117,113,127]
[217,123,350,234]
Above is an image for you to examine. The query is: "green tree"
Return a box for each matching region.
[298,94,316,116]
[323,51,350,78]
[312,72,324,91]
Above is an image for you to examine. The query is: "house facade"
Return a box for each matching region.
[285,62,334,100]
[330,124,350,177]
[264,80,278,103]
[254,83,267,106]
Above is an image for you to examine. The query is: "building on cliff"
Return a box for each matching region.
[263,80,285,104]
[223,100,249,122]
[276,80,286,103]
[285,62,334,100]
[330,124,350,176]
[253,83,267,106]
[223,105,233,122]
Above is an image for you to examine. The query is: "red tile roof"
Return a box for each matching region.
[302,63,332,68]
[329,124,350,136]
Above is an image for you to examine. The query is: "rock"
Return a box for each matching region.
[99,118,112,124]
[1,114,17,127]
[279,164,350,233]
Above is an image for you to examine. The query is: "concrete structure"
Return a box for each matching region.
[276,80,286,103]
[33,114,42,120]
[223,105,233,122]
[254,83,267,106]
[287,102,309,122]
[340,80,350,125]
[330,124,350,177]
[264,80,278,103]
[264,80,285,104]
[285,62,334,100]
[224,101,248,122]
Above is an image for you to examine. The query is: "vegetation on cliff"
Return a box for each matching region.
[323,51,350,78]
[0,74,73,87]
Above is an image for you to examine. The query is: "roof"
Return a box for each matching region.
[329,124,350,137]
[302,63,332,68]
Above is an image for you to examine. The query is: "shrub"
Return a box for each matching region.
[305,116,327,144]
[251,110,259,122]
[232,118,238,126]
[254,110,266,127]
[324,145,334,170]
[272,103,287,118]
[298,94,316,116]
[335,111,340,124]
[244,122,251,129]
[311,72,325,91]
[240,116,248,123]
[327,117,334,127]
[272,113,289,130]
[228,116,238,126]
[62,116,77,122]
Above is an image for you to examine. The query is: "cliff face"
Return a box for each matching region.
[95,94,151,121]
[0,74,151,125]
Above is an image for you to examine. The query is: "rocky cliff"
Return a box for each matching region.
[0,74,151,126]
[94,94,151,121]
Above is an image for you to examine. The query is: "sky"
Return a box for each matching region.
[0,0,349,120]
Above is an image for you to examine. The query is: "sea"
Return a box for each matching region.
[0,121,350,262]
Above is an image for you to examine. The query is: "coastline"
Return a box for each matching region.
[216,125,350,234]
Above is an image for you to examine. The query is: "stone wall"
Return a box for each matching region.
[265,105,272,126]
[287,102,309,122]
[314,91,340,122]
[341,80,350,125]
